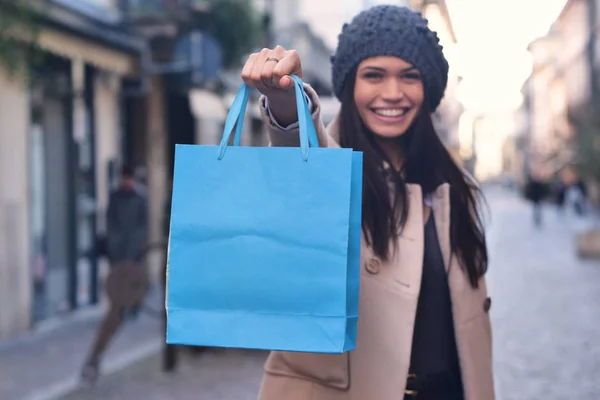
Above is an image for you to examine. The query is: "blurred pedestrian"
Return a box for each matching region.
[554,179,566,218]
[243,5,493,399]
[81,164,148,384]
[567,179,588,216]
[524,173,546,228]
[557,167,589,219]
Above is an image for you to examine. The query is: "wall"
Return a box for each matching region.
[0,66,32,338]
[555,0,592,109]
[523,0,593,175]
[94,72,122,233]
[146,77,168,282]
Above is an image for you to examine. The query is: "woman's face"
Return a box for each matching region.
[354,56,425,139]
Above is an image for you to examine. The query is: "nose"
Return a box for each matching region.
[381,78,404,102]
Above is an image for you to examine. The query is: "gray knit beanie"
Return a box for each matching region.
[331,5,449,111]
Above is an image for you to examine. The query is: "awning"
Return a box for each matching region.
[10,25,138,77]
[189,89,226,120]
[38,27,138,76]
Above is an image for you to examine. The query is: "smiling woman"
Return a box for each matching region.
[240,5,493,400]
[354,57,425,141]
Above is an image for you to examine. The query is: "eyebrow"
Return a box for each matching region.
[360,66,419,73]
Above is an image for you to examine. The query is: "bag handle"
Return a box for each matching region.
[217,75,319,161]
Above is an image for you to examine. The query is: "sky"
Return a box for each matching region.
[446,0,569,113]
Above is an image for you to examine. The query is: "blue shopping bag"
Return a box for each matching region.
[166,75,363,353]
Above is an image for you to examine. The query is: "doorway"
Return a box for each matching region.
[28,55,99,322]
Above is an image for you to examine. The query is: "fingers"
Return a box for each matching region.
[249,48,271,89]
[260,46,286,88]
[241,53,257,87]
[273,49,301,89]
[240,46,302,93]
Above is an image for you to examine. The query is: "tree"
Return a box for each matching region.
[0,0,41,79]
[124,0,264,68]
[195,0,263,68]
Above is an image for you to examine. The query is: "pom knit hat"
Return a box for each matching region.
[330,5,449,111]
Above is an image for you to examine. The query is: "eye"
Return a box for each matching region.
[362,72,383,80]
[403,72,421,81]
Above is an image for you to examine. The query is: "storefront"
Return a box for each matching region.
[27,18,142,323]
[28,55,103,321]
[0,0,144,337]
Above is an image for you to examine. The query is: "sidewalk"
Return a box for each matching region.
[62,348,268,400]
[0,302,163,400]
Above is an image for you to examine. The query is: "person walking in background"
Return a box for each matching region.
[105,164,148,265]
[242,5,494,399]
[557,167,589,219]
[524,172,546,228]
[81,164,148,384]
[567,178,588,216]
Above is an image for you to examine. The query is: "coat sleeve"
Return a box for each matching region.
[258,83,331,148]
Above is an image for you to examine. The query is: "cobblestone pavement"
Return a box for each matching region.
[7,188,600,400]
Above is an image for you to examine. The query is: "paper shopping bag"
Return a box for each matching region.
[166,75,362,353]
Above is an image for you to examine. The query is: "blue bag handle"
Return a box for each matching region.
[217,74,319,161]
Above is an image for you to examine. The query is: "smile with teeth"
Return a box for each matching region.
[372,108,409,117]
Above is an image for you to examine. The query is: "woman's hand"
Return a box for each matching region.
[241,46,303,126]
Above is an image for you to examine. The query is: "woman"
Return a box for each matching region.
[242,5,493,400]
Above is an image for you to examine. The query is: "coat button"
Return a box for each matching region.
[483,297,492,313]
[365,258,381,274]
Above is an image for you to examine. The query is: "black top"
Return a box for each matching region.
[409,215,462,382]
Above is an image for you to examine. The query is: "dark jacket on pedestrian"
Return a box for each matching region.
[524,179,546,204]
[107,186,148,263]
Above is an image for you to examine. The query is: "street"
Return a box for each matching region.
[7,187,600,400]
[485,187,600,399]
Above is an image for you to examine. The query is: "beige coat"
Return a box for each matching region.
[256,85,495,400]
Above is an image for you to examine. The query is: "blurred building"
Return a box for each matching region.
[0,0,230,339]
[418,0,463,162]
[502,91,531,186]
[0,0,145,338]
[516,0,599,180]
[470,111,520,181]
[269,0,333,95]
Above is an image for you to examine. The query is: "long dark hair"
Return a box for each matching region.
[338,69,488,288]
